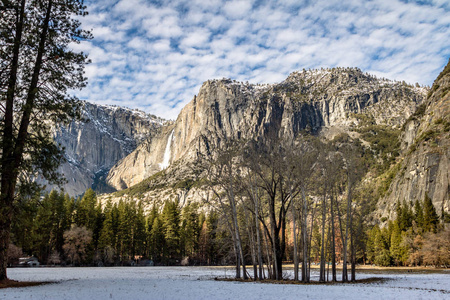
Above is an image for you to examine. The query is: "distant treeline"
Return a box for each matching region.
[8,133,450,278]
[8,188,449,271]
[9,189,228,266]
[366,195,449,267]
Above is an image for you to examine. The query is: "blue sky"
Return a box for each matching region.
[72,0,450,120]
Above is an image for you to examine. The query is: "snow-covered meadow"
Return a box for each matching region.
[2,266,449,300]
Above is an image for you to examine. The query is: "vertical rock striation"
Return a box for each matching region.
[106,68,426,191]
[379,60,450,218]
[47,102,164,196]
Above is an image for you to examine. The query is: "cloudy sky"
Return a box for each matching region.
[73,0,450,120]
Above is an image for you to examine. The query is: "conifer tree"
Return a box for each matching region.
[9,192,39,254]
[414,199,424,232]
[98,200,114,252]
[395,200,413,232]
[117,200,133,263]
[75,189,98,230]
[0,0,91,280]
[162,200,181,263]
[204,211,218,265]
[32,190,68,263]
[181,202,199,259]
[132,201,147,260]
[33,192,54,262]
[423,194,439,233]
[146,205,158,258]
[390,222,407,266]
[150,215,165,263]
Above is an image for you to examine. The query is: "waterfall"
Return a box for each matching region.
[159,130,174,170]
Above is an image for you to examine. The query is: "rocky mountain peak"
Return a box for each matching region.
[105,68,427,193]
[378,59,450,220]
[47,102,165,196]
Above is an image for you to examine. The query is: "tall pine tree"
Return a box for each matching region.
[423,193,439,233]
[0,0,91,280]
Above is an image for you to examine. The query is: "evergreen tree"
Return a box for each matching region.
[366,225,380,264]
[399,200,413,232]
[395,200,402,228]
[369,224,390,266]
[92,202,104,251]
[133,201,147,260]
[162,200,181,263]
[0,0,91,280]
[65,194,76,227]
[33,193,54,262]
[117,200,133,263]
[98,200,120,263]
[150,215,165,263]
[48,190,68,257]
[75,189,98,230]
[423,193,439,233]
[413,199,424,232]
[205,211,219,265]
[146,205,159,258]
[10,193,40,255]
[32,190,68,263]
[98,200,114,251]
[390,222,408,266]
[181,202,199,259]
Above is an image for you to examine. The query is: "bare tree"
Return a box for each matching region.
[47,251,61,266]
[204,141,247,279]
[7,244,22,266]
[340,144,364,282]
[63,225,92,265]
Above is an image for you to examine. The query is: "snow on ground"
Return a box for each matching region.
[2,266,449,300]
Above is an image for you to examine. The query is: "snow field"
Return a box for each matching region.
[2,266,449,300]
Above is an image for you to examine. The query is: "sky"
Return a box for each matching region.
[72,0,450,120]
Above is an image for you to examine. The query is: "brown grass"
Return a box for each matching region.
[214,277,388,285]
[0,279,51,289]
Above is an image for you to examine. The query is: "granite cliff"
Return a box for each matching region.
[46,102,165,196]
[106,67,426,193]
[378,61,450,219]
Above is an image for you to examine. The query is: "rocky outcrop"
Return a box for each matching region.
[47,102,164,196]
[107,68,426,191]
[379,60,450,219]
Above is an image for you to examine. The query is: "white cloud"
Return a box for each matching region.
[152,40,171,52]
[222,0,253,19]
[144,15,183,39]
[127,37,147,50]
[76,0,450,120]
[180,29,211,48]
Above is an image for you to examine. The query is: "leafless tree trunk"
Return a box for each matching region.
[263,229,272,279]
[229,188,247,279]
[326,219,331,282]
[351,230,356,282]
[308,198,318,282]
[319,185,327,282]
[242,200,257,280]
[291,191,299,281]
[254,193,263,280]
[330,189,337,282]
[246,173,264,280]
[301,187,309,283]
[342,177,354,283]
[204,143,247,279]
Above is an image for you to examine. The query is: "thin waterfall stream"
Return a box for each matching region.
[159,130,174,170]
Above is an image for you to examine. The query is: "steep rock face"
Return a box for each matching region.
[107,68,426,190]
[49,102,164,196]
[379,61,450,218]
[106,125,175,189]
